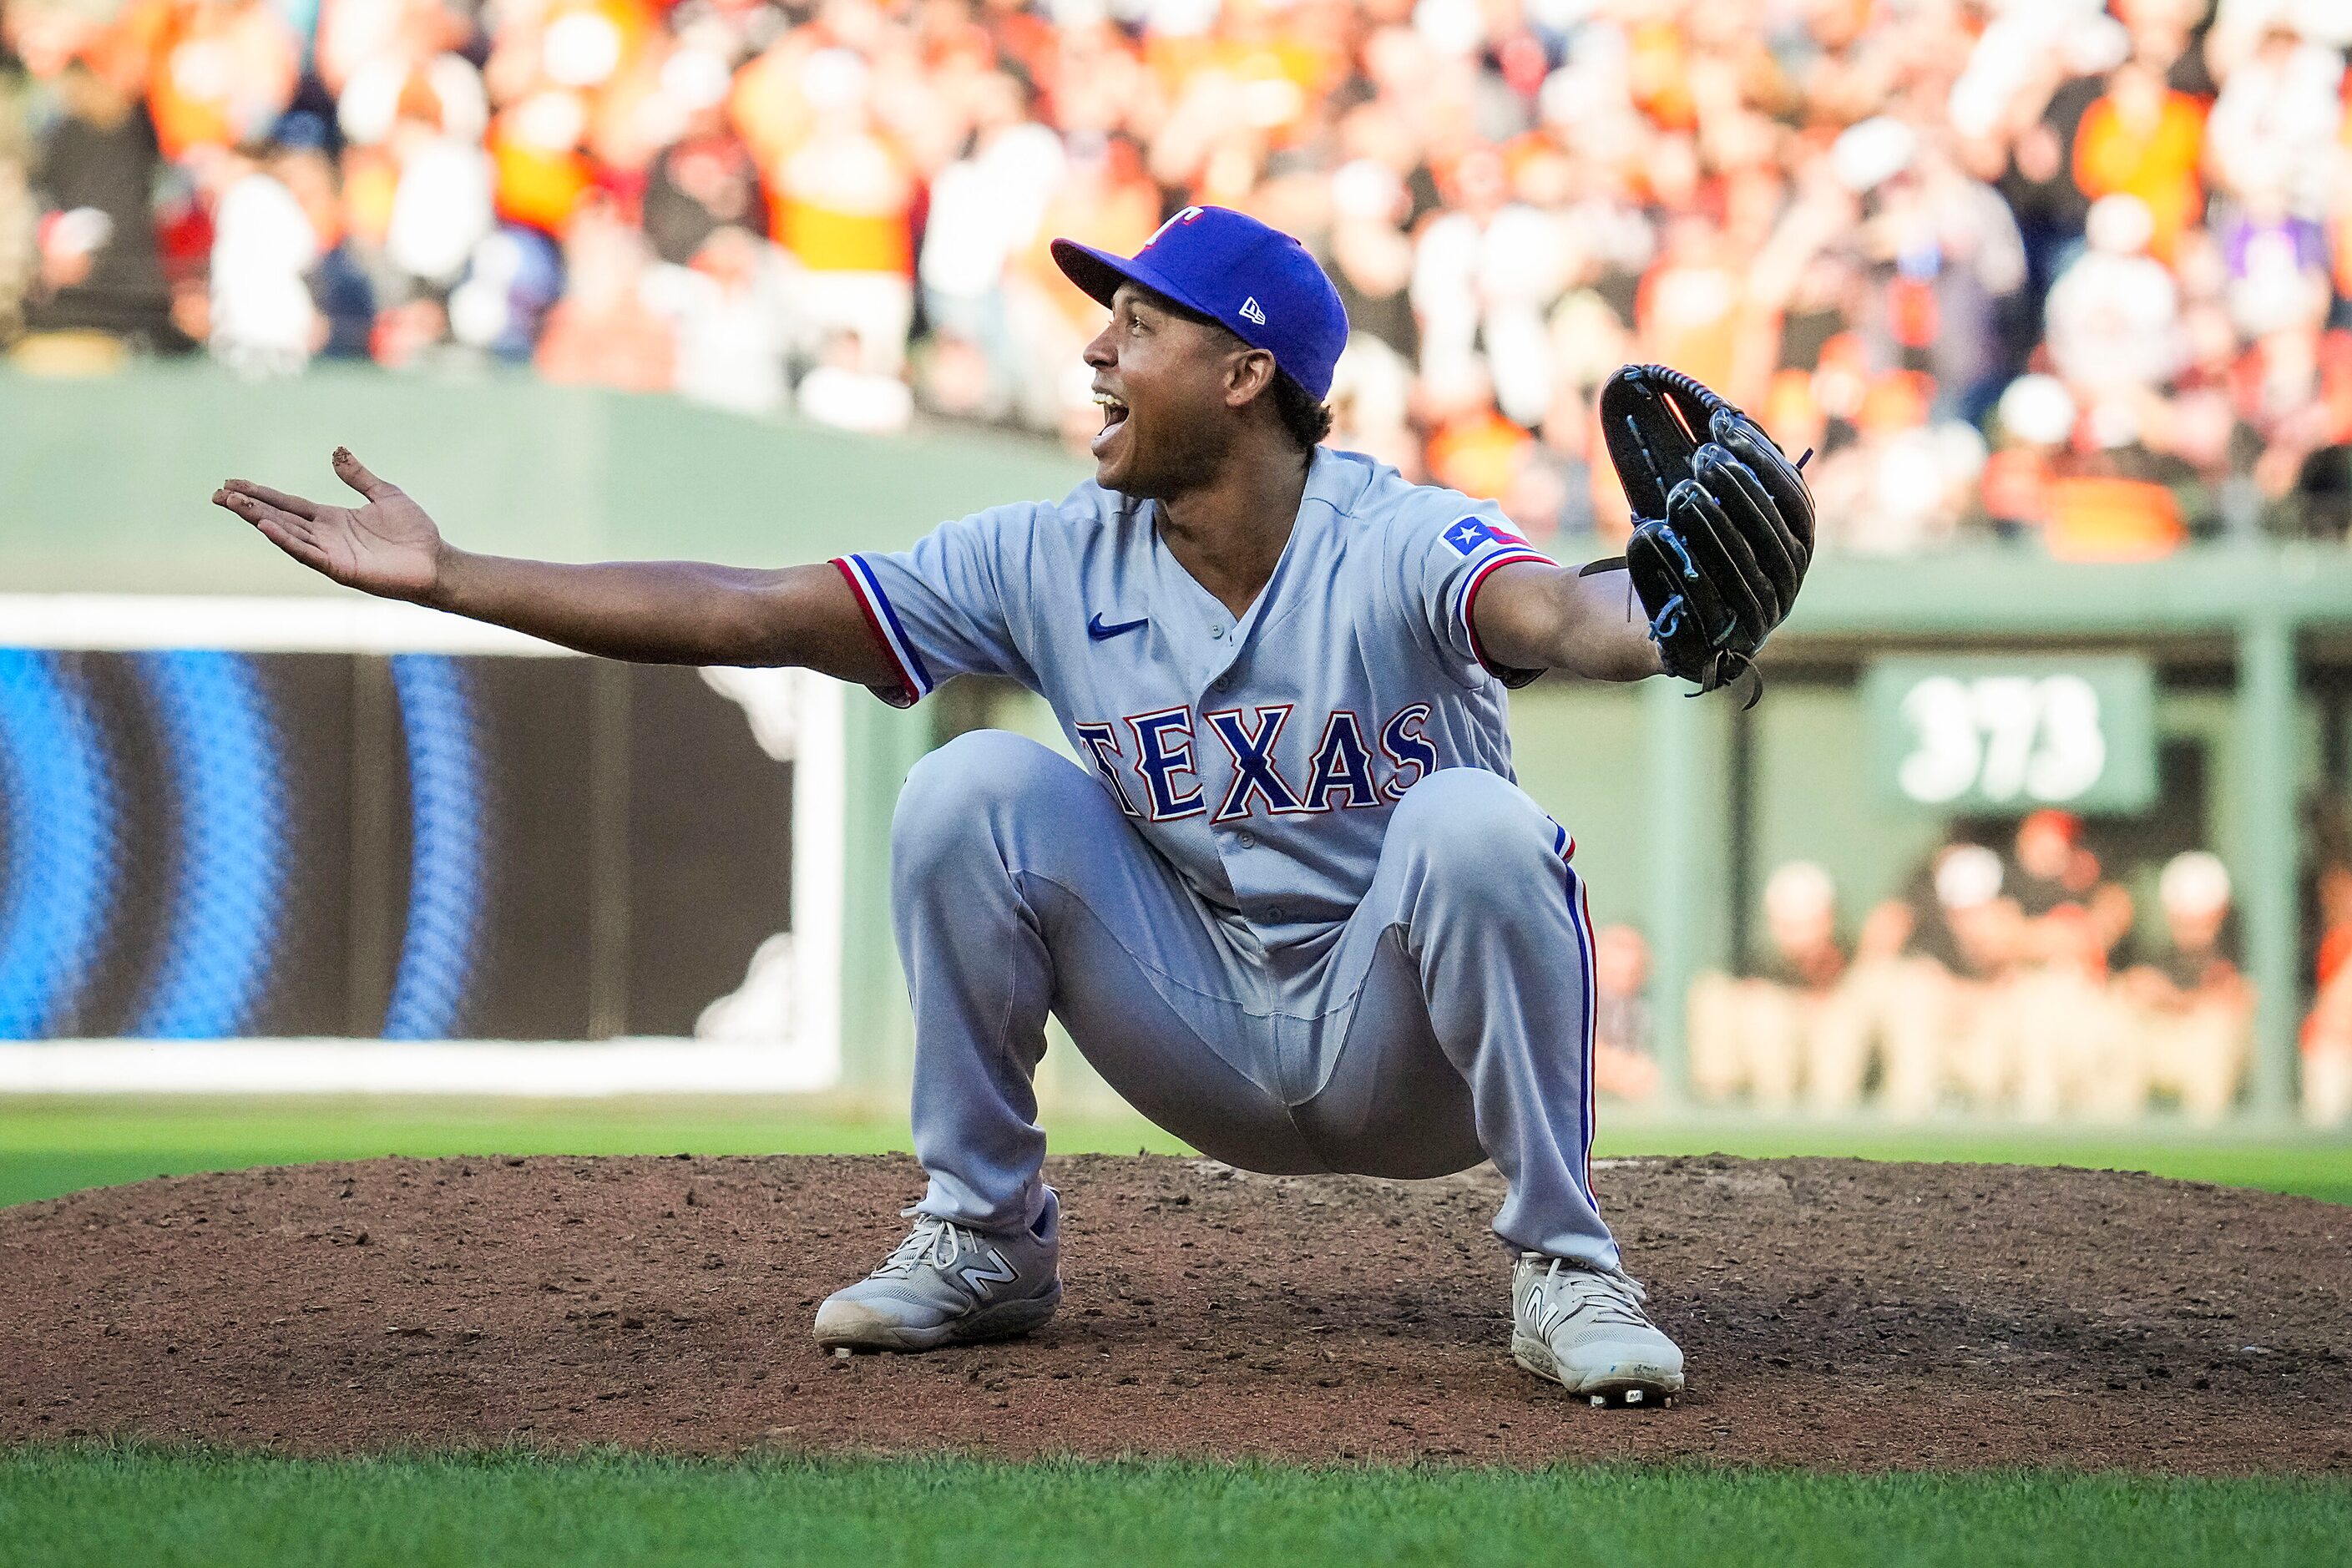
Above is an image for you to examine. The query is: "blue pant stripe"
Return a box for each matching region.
[1562,860,1598,1206]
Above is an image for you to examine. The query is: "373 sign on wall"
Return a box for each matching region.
[1863,656,2157,814]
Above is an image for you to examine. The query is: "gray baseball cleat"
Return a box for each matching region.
[1510,1252,1686,1408]
[812,1190,1062,1351]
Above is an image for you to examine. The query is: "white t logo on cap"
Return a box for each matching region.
[1239,296,1267,326]
[1145,206,1206,247]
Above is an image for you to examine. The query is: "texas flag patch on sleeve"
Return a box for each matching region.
[1443,515,1530,555]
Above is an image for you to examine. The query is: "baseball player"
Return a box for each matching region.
[214,206,1811,1408]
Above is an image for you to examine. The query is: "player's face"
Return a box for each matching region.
[1082,286,1240,496]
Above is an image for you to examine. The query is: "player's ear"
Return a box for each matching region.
[1224,346,1278,409]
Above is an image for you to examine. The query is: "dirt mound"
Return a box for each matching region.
[3,1153,2347,1473]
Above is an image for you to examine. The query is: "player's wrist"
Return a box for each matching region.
[415,542,472,612]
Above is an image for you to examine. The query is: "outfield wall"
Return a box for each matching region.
[5,367,2350,1119]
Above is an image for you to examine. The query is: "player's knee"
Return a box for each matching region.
[1389,768,1559,890]
[893,729,1082,865]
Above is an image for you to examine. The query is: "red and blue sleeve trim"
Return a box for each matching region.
[832,555,932,708]
[1456,548,1555,681]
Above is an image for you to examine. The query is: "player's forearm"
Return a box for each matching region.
[427,550,891,681]
[1552,566,1665,681]
[1479,564,1662,682]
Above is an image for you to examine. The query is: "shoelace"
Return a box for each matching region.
[1526,1254,1654,1331]
[873,1207,984,1280]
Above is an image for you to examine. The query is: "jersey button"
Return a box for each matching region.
[1237,831,1257,848]
[1209,624,1226,638]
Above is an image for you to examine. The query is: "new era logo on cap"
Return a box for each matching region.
[1239,296,1267,326]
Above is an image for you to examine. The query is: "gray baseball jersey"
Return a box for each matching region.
[832,446,1566,948]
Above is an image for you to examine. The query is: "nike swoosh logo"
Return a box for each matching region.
[1087,613,1149,641]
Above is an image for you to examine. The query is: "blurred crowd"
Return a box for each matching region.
[1594,807,2352,1123]
[7,0,2352,551]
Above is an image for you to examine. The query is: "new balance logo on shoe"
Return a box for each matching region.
[956,1247,1018,1300]
[1239,296,1266,326]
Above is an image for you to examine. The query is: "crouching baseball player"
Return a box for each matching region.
[215,207,1812,1408]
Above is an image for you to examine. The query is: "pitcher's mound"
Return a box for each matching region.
[3,1152,2346,1473]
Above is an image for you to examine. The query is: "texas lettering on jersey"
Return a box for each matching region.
[1073,703,1439,823]
[830,448,1545,928]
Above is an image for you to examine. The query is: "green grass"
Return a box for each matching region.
[1,1095,2344,1210]
[0,1448,2345,1568]
[0,1095,1191,1210]
[1590,1125,2352,1206]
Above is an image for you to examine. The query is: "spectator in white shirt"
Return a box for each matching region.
[207,142,319,376]
[917,73,1065,423]
[2205,22,2345,221]
[2046,195,2186,396]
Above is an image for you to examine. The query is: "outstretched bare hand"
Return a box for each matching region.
[214,449,447,603]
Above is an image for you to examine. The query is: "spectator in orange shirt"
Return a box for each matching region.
[1422,358,1531,503]
[1426,401,1532,503]
[2072,61,2207,265]
[771,48,915,379]
[144,0,300,165]
[2334,89,2352,301]
[2302,858,2352,1125]
[534,199,675,394]
[1636,212,1744,394]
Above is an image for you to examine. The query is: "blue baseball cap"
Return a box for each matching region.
[1052,206,1351,402]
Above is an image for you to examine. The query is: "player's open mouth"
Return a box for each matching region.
[1091,392,1129,458]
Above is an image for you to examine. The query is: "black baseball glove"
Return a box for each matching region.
[1591,364,1815,702]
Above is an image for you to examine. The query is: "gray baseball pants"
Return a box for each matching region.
[891,729,1619,1267]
